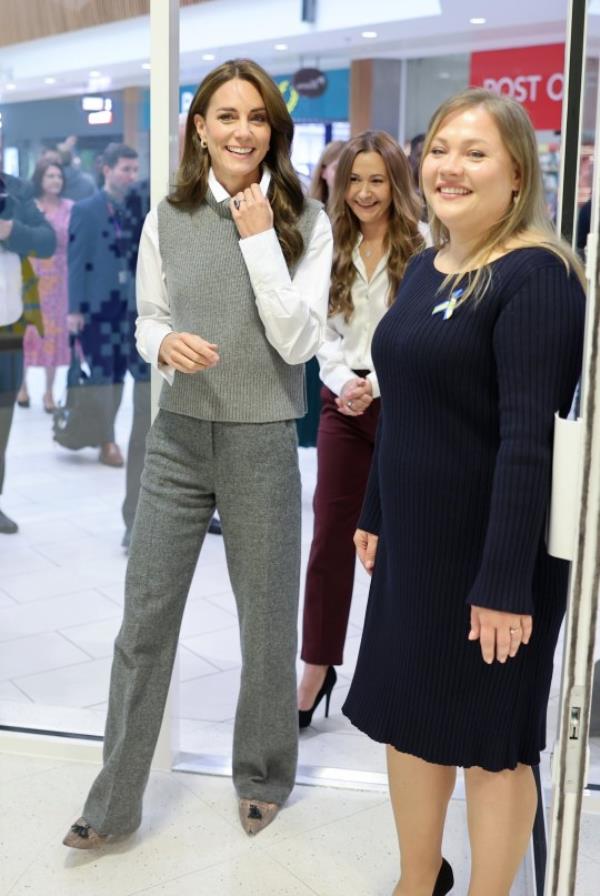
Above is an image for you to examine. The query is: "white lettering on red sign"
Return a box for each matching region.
[482,73,564,104]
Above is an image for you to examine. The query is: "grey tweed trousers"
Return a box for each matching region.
[82,409,301,835]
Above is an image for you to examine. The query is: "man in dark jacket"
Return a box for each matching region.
[67,143,140,468]
[0,172,56,534]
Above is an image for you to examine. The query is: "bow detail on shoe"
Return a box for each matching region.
[248,804,263,820]
[70,822,91,839]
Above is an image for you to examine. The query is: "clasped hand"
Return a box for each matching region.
[159,331,219,374]
[230,183,274,238]
[337,377,373,416]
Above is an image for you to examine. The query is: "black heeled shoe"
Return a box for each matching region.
[298,665,337,729]
[433,858,454,895]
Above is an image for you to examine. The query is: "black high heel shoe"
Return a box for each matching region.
[433,858,454,895]
[298,665,337,729]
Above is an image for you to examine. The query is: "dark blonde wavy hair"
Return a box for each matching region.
[168,59,306,266]
[328,131,425,321]
[421,88,585,303]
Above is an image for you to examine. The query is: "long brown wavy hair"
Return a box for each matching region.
[421,88,585,304]
[329,131,425,321]
[309,140,345,206]
[168,59,306,266]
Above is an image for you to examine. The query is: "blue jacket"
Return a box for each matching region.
[67,189,139,319]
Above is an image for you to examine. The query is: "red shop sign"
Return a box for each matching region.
[470,44,565,130]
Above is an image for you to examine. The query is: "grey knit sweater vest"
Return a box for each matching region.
[157,188,322,423]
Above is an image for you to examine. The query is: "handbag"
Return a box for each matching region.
[546,411,584,561]
[52,338,106,450]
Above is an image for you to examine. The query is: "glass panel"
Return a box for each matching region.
[0,14,150,738]
[581,8,600,794]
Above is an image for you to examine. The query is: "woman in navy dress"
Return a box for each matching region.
[343,89,586,896]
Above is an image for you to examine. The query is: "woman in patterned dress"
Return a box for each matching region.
[17,159,72,412]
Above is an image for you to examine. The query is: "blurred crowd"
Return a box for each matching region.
[0,138,149,542]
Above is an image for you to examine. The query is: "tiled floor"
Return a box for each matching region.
[1,370,600,895]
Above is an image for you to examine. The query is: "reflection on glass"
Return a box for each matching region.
[0,28,150,738]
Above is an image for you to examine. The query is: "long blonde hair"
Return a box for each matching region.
[168,59,306,267]
[329,131,425,321]
[421,88,585,302]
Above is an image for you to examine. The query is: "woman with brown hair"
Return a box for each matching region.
[344,90,585,895]
[298,131,426,725]
[63,58,332,847]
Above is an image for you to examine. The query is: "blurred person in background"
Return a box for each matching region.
[0,171,56,534]
[16,160,72,413]
[44,136,97,202]
[67,142,140,468]
[298,131,426,726]
[308,139,345,207]
[297,139,346,450]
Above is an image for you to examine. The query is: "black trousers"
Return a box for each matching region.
[0,336,23,496]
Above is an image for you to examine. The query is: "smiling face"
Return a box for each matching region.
[194,77,272,194]
[344,151,392,229]
[421,105,520,241]
[41,164,64,197]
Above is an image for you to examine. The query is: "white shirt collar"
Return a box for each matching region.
[208,167,272,202]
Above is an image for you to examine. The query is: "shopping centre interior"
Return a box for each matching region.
[1,1,600,894]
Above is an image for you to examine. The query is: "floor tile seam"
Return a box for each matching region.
[250,796,390,851]
[0,626,106,650]
[0,757,70,791]
[179,620,242,643]
[121,843,283,896]
[4,678,35,703]
[7,648,104,686]
[0,585,116,608]
[198,594,238,617]
[0,587,19,606]
[24,543,65,569]
[0,612,123,650]
[174,776,245,833]
[178,644,224,675]
[261,852,323,894]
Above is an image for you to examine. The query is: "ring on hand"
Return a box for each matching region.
[233,197,245,210]
[347,400,353,409]
[509,627,521,635]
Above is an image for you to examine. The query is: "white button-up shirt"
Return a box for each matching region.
[317,235,390,399]
[318,223,430,399]
[135,168,333,384]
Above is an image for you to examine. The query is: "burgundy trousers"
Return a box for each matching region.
[301,384,380,665]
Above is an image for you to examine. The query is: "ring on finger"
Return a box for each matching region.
[347,400,353,409]
[509,627,521,637]
[233,197,245,210]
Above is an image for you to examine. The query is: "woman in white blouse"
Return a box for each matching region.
[298,131,426,726]
[63,59,332,849]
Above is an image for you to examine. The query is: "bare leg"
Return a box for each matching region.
[465,763,537,896]
[387,747,456,896]
[298,662,328,710]
[16,367,29,404]
[44,366,56,400]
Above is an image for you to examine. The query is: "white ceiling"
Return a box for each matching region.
[0,0,590,104]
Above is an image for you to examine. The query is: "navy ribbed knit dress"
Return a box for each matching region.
[342,247,585,771]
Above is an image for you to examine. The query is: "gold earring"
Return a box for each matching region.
[200,137,208,149]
